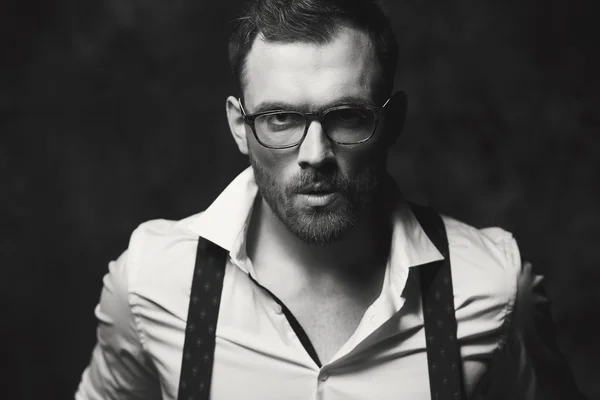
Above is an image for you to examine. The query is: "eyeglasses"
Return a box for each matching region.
[238,98,391,149]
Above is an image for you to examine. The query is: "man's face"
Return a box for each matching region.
[240,27,392,244]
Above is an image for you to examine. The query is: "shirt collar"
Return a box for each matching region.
[189,167,258,253]
[188,167,444,274]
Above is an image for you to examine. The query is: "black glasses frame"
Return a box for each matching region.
[238,98,391,149]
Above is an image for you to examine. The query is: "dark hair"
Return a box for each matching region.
[228,0,398,100]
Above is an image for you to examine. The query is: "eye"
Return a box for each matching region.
[259,112,304,131]
[338,110,360,120]
[327,108,371,127]
[268,113,294,125]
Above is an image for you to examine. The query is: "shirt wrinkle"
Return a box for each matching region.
[76,167,537,400]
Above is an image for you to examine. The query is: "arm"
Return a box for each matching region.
[75,251,161,400]
[470,259,543,400]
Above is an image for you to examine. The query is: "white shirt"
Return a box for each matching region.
[76,167,537,400]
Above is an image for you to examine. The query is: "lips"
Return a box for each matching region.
[297,183,335,194]
[295,182,340,207]
[297,191,339,207]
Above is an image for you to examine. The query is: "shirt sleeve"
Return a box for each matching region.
[469,235,544,400]
[75,250,162,400]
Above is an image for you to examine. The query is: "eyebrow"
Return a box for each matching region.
[250,95,376,114]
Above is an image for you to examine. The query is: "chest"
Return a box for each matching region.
[149,261,494,400]
[253,262,386,365]
[282,296,372,364]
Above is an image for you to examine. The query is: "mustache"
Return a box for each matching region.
[287,170,351,193]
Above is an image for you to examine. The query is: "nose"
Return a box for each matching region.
[297,121,335,169]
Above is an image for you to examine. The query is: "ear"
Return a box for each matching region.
[382,90,408,146]
[226,95,249,155]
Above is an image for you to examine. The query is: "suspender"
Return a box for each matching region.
[177,239,228,399]
[412,204,466,400]
[177,203,465,400]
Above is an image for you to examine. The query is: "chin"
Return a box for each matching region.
[277,197,357,245]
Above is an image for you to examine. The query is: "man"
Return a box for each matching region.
[76,0,540,399]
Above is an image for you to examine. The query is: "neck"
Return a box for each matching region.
[246,193,393,288]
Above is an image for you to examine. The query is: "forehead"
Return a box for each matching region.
[243,26,381,110]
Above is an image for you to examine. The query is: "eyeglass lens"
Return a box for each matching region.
[254,108,376,146]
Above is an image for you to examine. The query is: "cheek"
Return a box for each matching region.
[336,144,387,176]
[247,135,297,181]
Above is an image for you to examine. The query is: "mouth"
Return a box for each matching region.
[297,183,335,195]
[296,184,339,207]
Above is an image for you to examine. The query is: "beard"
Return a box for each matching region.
[249,154,385,245]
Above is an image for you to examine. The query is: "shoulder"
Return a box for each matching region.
[441,215,523,335]
[123,213,204,304]
[442,215,522,284]
[128,213,202,263]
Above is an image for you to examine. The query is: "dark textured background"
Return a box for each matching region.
[1,0,598,399]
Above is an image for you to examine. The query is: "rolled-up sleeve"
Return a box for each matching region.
[75,250,161,400]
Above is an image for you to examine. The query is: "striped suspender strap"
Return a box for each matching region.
[411,203,466,400]
[178,204,465,400]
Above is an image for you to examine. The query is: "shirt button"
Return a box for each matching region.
[319,372,329,382]
[274,304,283,314]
